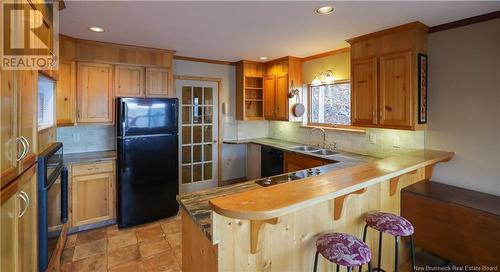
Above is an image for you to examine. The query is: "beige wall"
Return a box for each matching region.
[425,19,500,196]
[301,50,351,84]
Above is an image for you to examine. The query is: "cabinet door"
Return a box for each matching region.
[379,51,412,128]
[1,181,19,272]
[283,153,324,173]
[1,70,19,186]
[115,65,144,97]
[18,70,37,172]
[145,67,171,97]
[71,172,114,227]
[56,60,76,125]
[351,58,378,126]
[77,62,113,123]
[18,165,37,272]
[275,74,289,121]
[263,75,276,119]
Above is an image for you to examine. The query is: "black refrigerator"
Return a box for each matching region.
[116,97,179,228]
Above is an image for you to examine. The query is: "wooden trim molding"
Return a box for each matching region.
[332,188,367,220]
[250,218,279,254]
[302,47,350,62]
[174,55,235,66]
[429,10,500,33]
[346,21,429,44]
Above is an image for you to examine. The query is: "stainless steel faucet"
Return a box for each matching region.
[310,127,326,148]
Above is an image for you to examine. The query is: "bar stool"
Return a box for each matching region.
[313,232,372,272]
[360,212,416,272]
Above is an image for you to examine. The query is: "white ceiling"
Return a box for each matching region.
[60,1,500,62]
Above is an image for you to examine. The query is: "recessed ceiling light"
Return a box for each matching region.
[315,6,334,15]
[88,26,105,33]
[259,57,268,61]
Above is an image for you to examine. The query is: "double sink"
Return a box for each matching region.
[289,145,338,157]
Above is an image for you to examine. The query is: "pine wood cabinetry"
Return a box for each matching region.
[56,59,76,125]
[70,161,115,228]
[235,61,265,120]
[77,62,114,123]
[115,65,145,97]
[347,22,428,130]
[145,67,172,98]
[283,152,325,173]
[1,69,38,187]
[263,57,302,121]
[0,165,38,272]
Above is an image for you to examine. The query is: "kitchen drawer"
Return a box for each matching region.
[72,161,113,176]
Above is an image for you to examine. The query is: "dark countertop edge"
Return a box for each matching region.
[63,150,117,165]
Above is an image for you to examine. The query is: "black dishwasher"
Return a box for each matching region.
[261,146,284,177]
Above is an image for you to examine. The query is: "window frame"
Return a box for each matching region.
[307,79,354,129]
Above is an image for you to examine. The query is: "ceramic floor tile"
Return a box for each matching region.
[138,237,171,259]
[76,228,108,245]
[172,244,182,266]
[107,225,136,238]
[108,261,144,272]
[165,232,181,248]
[160,220,181,236]
[71,253,107,272]
[107,244,142,269]
[142,249,180,272]
[66,234,77,248]
[73,239,107,261]
[108,232,138,251]
[136,225,165,243]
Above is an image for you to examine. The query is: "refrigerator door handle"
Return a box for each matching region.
[121,101,128,135]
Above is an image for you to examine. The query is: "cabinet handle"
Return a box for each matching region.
[20,136,30,158]
[15,137,27,162]
[18,191,29,218]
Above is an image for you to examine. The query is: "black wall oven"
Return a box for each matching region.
[37,142,68,271]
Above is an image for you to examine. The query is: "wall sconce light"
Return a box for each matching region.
[311,70,335,86]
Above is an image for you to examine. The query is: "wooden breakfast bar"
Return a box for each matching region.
[178,149,454,272]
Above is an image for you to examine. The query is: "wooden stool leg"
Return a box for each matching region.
[359,224,369,272]
[313,251,319,272]
[409,235,416,272]
[394,236,399,272]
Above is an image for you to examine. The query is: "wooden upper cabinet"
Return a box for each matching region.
[18,70,37,172]
[275,74,289,121]
[1,70,19,187]
[263,75,276,119]
[77,62,113,123]
[57,59,76,125]
[146,67,172,98]
[352,58,378,126]
[347,22,428,130]
[115,65,145,97]
[379,51,412,128]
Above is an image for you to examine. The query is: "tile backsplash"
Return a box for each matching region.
[269,121,424,158]
[57,125,116,154]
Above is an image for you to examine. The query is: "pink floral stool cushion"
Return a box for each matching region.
[365,212,414,237]
[316,232,371,267]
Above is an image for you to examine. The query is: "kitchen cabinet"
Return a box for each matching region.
[146,67,173,98]
[115,65,145,97]
[283,152,324,173]
[347,22,428,130]
[263,57,302,121]
[0,165,38,272]
[1,69,38,188]
[77,62,114,123]
[56,59,76,125]
[70,161,115,228]
[351,58,378,125]
[235,61,265,120]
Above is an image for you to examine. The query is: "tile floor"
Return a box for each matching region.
[61,216,182,272]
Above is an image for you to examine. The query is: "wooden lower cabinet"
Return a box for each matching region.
[283,152,325,173]
[70,161,115,228]
[0,165,38,272]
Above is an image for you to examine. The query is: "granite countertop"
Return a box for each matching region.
[64,150,117,165]
[178,138,378,241]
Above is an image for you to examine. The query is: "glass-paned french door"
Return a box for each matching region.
[176,79,218,193]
